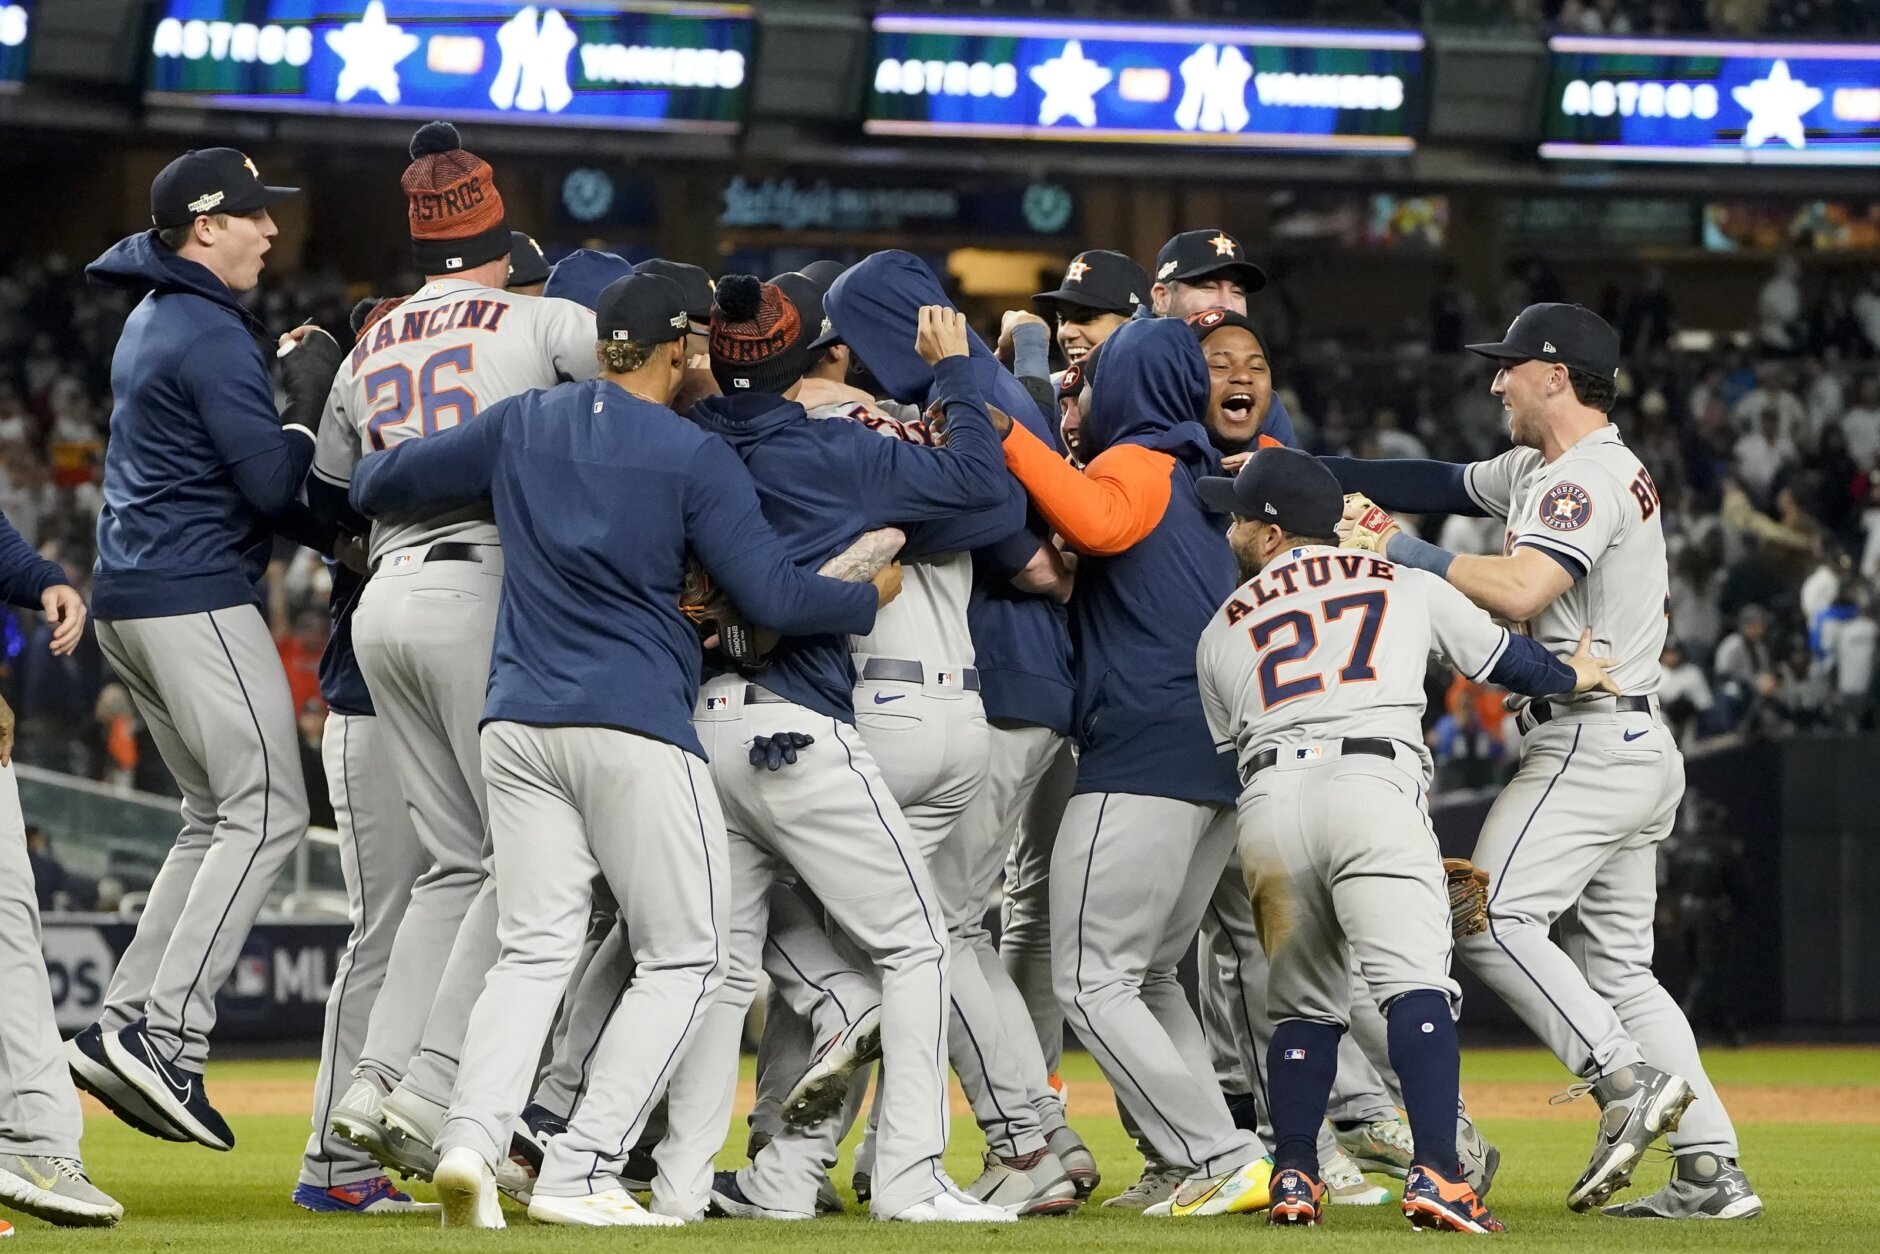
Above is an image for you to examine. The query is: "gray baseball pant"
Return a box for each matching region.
[0,763,82,1158]
[532,915,631,1123]
[440,722,727,1197]
[300,712,426,1187]
[1051,791,1262,1177]
[1458,711,1738,1158]
[656,681,951,1221]
[349,549,499,1102]
[997,728,1076,1073]
[95,607,309,1069]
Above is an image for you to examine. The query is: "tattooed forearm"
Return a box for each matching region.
[820,527,906,583]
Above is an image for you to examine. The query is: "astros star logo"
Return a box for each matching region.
[1732,59,1822,150]
[1541,482,1592,531]
[1065,258,1090,283]
[1030,41,1112,127]
[1209,233,1237,257]
[326,0,420,105]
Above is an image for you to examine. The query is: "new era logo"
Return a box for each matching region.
[1263,501,1278,516]
[1543,340,1557,353]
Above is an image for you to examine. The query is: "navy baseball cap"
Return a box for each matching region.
[506,231,549,289]
[635,258,714,325]
[1034,250,1150,317]
[544,248,633,311]
[1196,447,1343,535]
[1155,229,1266,293]
[596,273,690,346]
[1467,303,1621,380]
[151,148,298,229]
[799,259,848,295]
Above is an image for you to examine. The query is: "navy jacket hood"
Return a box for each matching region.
[86,232,263,334]
[688,390,807,454]
[1081,317,1217,469]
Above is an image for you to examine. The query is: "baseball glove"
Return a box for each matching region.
[1443,857,1492,939]
[1340,493,1398,554]
[680,563,777,668]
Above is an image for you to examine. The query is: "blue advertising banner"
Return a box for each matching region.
[1543,36,1880,165]
[865,13,1423,154]
[146,0,752,132]
[0,1,32,92]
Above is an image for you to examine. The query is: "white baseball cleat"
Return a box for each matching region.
[1322,1146,1392,1206]
[433,1147,504,1230]
[879,1186,1017,1223]
[529,1188,682,1227]
[782,1004,881,1128]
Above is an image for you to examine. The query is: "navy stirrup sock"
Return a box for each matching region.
[1266,1020,1343,1175]
[1386,988,1462,1177]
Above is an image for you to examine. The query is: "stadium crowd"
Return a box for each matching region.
[3,243,1878,797]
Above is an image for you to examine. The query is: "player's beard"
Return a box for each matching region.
[1507,404,1542,451]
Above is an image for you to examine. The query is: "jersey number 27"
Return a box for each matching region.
[363,346,480,451]
[1248,591,1386,710]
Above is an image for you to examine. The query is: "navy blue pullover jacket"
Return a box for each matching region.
[86,233,316,619]
[1065,318,1242,807]
[0,507,69,608]
[826,251,1075,734]
[688,354,1008,723]
[350,378,878,758]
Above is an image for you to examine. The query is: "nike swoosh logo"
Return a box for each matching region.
[148,1048,194,1104]
[19,1161,60,1190]
[1170,1176,1229,1216]
[1623,729,1649,742]
[872,693,905,704]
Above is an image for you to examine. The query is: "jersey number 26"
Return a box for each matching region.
[1248,591,1386,710]
[363,346,480,451]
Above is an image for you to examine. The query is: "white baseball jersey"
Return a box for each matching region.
[313,279,599,564]
[808,398,976,666]
[1197,544,1515,785]
[1462,425,1666,700]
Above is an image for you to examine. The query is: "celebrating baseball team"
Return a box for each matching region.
[0,120,1764,1238]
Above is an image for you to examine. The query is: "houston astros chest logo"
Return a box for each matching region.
[1541,482,1592,531]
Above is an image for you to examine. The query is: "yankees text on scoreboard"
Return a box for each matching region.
[146,0,752,132]
[1544,35,1880,165]
[864,12,1425,154]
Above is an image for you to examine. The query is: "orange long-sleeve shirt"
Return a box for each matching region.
[1002,423,1174,556]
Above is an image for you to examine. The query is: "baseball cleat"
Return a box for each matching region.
[529,1187,681,1227]
[64,1024,188,1144]
[519,1102,568,1141]
[1101,1162,1184,1210]
[1458,1110,1502,1199]
[433,1147,504,1229]
[622,1144,657,1193]
[1267,1167,1327,1226]
[1602,1153,1763,1220]
[328,1076,394,1164]
[1046,1124,1100,1199]
[101,1020,233,1151]
[879,1185,1016,1223]
[1565,1064,1695,1213]
[0,1218,11,1238]
[851,1169,871,1204]
[706,1170,812,1220]
[291,1176,435,1215]
[375,1089,537,1205]
[0,1155,123,1227]
[1146,1154,1274,1217]
[815,1175,843,1215]
[1323,1146,1392,1205]
[964,1148,1078,1216]
[1334,1115,1415,1178]
[781,1004,881,1128]
[1402,1164,1505,1233]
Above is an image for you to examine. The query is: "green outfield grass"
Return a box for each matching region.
[10,1048,1878,1251]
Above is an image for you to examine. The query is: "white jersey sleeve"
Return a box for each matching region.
[1419,570,1512,683]
[1197,644,1235,758]
[1507,458,1630,580]
[537,296,602,382]
[1462,448,1536,520]
[311,372,357,488]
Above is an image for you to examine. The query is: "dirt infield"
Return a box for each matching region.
[85,1074,1880,1125]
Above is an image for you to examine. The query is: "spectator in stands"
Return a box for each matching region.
[1714,604,1779,730]
[1733,363,1806,441]
[1733,409,1795,507]
[1429,697,1505,791]
[1658,639,1715,743]
[275,606,328,716]
[1818,587,1878,728]
[1620,264,1676,355]
[1857,270,1880,356]
[1757,256,1806,354]
[1844,375,1880,469]
[297,698,334,830]
[92,684,138,792]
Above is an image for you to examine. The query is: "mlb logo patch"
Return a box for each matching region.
[936,670,956,687]
[388,552,416,569]
[1291,744,1323,761]
[705,696,729,710]
[1284,1048,1306,1061]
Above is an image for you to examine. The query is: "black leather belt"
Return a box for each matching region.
[744,686,789,705]
[425,542,486,564]
[1520,694,1650,729]
[861,657,980,691]
[1246,736,1396,781]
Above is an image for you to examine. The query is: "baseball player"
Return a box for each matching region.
[349,272,886,1229]
[998,314,1270,1218]
[67,148,323,1151]
[293,298,430,1215]
[1150,229,1265,320]
[657,278,1011,1225]
[1329,302,1760,1220]
[314,123,599,1185]
[1194,447,1620,1231]
[1033,249,1149,366]
[0,511,120,1233]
